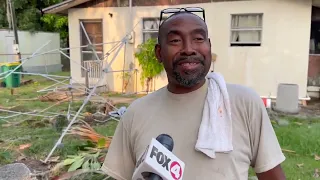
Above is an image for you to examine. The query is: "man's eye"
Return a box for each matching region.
[195,37,204,41]
[170,39,181,43]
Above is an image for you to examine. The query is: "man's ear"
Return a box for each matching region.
[155,43,162,63]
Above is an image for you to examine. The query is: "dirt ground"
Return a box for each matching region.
[300,99,320,116]
[268,98,320,120]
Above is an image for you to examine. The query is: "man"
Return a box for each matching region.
[102,10,286,180]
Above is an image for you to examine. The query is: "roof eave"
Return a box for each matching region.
[42,0,92,15]
[313,0,320,8]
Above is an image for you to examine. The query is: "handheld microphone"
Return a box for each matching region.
[132,134,185,180]
[148,134,174,180]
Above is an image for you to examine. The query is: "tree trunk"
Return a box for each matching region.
[146,77,152,94]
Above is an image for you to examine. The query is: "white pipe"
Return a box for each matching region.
[103,40,126,72]
[12,72,70,79]
[129,0,132,19]
[0,109,53,118]
[59,50,88,71]
[37,79,70,93]
[105,69,138,73]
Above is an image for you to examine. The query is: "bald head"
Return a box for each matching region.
[158,12,208,45]
[154,11,212,91]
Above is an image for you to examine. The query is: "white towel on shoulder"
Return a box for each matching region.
[195,72,233,158]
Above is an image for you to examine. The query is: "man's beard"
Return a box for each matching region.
[172,57,207,87]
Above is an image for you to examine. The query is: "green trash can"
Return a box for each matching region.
[1,62,21,88]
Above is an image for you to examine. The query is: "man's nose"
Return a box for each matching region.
[180,41,196,56]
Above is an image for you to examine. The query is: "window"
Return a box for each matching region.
[230,14,263,46]
[142,18,160,42]
[79,19,103,76]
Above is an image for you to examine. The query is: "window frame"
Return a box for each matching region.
[142,17,160,42]
[230,13,263,47]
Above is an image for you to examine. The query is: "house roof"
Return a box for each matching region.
[44,0,320,15]
[42,0,92,15]
[314,0,320,8]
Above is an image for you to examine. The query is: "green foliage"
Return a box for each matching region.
[63,147,106,172]
[41,14,69,46]
[0,1,8,28]
[0,0,68,47]
[134,38,164,91]
[0,151,12,165]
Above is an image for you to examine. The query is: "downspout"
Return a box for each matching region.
[129,0,132,18]
[128,0,136,93]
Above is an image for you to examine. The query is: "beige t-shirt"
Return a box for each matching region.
[101,80,286,180]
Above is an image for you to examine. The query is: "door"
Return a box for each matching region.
[79,20,104,87]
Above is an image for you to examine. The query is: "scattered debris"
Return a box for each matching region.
[46,156,60,163]
[15,158,51,174]
[38,91,84,102]
[51,169,92,180]
[296,163,304,168]
[16,155,27,162]
[313,168,319,178]
[39,92,70,102]
[294,122,303,126]
[282,149,296,153]
[109,106,126,118]
[19,143,32,150]
[315,154,320,161]
[20,79,34,86]
[98,99,115,115]
[81,100,118,124]
[83,112,109,124]
[50,161,65,177]
[67,121,112,148]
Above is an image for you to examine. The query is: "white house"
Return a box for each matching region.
[0,29,62,73]
[43,0,320,100]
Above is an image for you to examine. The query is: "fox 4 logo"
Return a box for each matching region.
[150,146,182,180]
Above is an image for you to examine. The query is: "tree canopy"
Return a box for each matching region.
[0,0,68,47]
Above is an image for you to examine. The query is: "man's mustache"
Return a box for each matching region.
[173,56,205,67]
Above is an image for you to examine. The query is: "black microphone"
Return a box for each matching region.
[148,134,174,180]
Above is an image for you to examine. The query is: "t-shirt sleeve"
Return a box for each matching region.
[101,111,135,180]
[248,91,286,173]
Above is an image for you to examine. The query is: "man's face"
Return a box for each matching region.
[155,13,212,88]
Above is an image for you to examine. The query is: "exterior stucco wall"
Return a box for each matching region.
[68,0,312,98]
[0,30,62,73]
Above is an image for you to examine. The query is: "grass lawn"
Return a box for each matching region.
[246,116,320,180]
[0,71,319,179]
[274,117,320,179]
